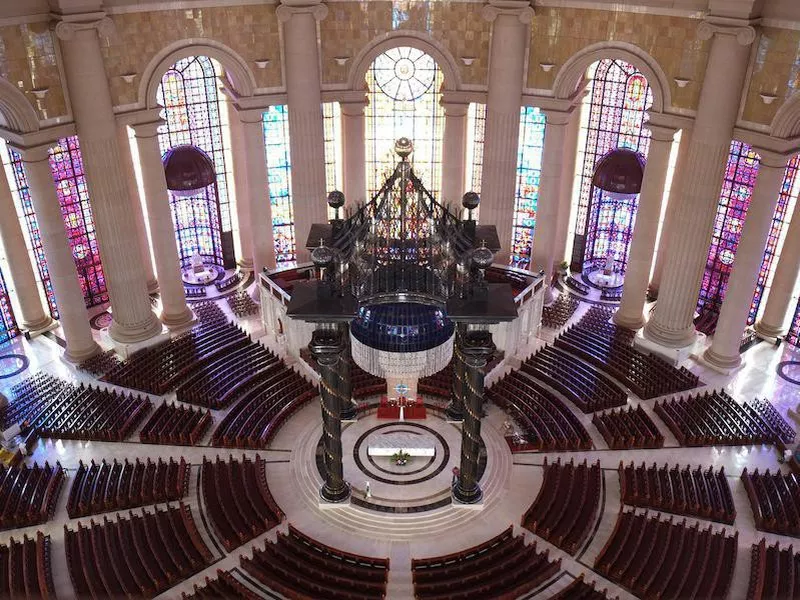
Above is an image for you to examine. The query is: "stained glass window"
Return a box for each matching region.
[157,56,233,266]
[749,154,800,324]
[465,103,486,198]
[696,141,760,316]
[788,299,800,347]
[365,46,444,198]
[570,59,653,271]
[0,267,18,345]
[510,106,547,269]
[263,105,295,265]
[323,101,343,219]
[49,137,108,309]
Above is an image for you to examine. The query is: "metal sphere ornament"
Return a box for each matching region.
[394,137,414,159]
[311,241,334,268]
[327,190,345,210]
[471,242,494,270]
[462,191,480,211]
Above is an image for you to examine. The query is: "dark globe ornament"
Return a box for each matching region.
[311,244,334,267]
[327,190,345,210]
[471,245,494,270]
[394,137,414,158]
[462,191,480,211]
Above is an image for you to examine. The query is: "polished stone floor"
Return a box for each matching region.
[0,292,798,599]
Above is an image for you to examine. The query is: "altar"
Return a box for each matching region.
[376,396,427,420]
[367,431,436,457]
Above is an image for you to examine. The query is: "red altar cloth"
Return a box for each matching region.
[376,397,426,420]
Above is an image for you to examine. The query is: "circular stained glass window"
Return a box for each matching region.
[719,249,736,265]
[372,47,437,101]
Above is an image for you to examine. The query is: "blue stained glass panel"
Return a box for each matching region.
[263,105,296,265]
[511,106,546,268]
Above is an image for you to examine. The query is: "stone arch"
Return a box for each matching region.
[347,31,461,92]
[771,94,800,139]
[0,77,40,134]
[552,41,671,113]
[139,39,257,109]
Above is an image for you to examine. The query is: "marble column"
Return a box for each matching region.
[445,324,466,421]
[54,15,161,344]
[240,113,276,275]
[648,128,693,297]
[643,18,757,348]
[453,329,495,505]
[704,150,793,367]
[277,0,329,263]
[479,1,534,262]
[440,95,470,210]
[310,326,350,503]
[0,168,54,334]
[131,120,195,330]
[340,95,367,209]
[531,107,574,301]
[16,144,100,361]
[226,106,254,270]
[117,122,158,292]
[756,192,800,338]
[554,108,580,265]
[614,123,678,330]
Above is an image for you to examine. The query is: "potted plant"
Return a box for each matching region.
[391,450,411,466]
[558,261,569,275]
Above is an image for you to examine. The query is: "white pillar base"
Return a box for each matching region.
[108,312,163,345]
[318,496,351,509]
[697,347,744,375]
[633,330,704,366]
[104,327,169,359]
[237,258,254,271]
[612,311,645,331]
[755,321,784,340]
[161,307,196,332]
[22,316,58,339]
[62,340,103,364]
[451,493,485,510]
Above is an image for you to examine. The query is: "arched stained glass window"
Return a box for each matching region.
[465,103,486,198]
[323,101,343,219]
[696,141,760,317]
[365,46,444,197]
[49,137,108,308]
[789,300,800,347]
[511,107,546,268]
[570,59,653,272]
[263,105,295,265]
[157,56,233,267]
[0,267,17,345]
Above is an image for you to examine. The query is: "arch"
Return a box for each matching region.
[0,77,40,133]
[771,94,800,139]
[139,39,257,109]
[348,31,461,92]
[553,41,670,113]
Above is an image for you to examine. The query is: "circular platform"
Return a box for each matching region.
[587,269,624,289]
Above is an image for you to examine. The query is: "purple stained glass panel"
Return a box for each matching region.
[0,266,18,345]
[789,299,800,347]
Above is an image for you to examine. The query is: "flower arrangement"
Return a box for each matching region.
[392,450,411,466]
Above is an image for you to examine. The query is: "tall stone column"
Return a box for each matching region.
[310,326,350,503]
[643,16,757,348]
[116,122,157,292]
[16,144,100,361]
[614,123,678,330]
[453,329,495,505]
[446,324,466,421]
[240,113,276,275]
[340,95,367,209]
[0,168,54,333]
[554,107,580,265]
[704,150,793,367]
[480,1,534,262]
[130,120,194,330]
[440,94,470,209]
[277,0,328,263]
[54,14,161,344]
[756,192,800,338]
[226,105,254,270]
[531,106,574,300]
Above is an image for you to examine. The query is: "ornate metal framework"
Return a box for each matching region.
[157,55,232,266]
[263,105,295,265]
[571,59,652,272]
[0,266,17,345]
[365,47,444,198]
[511,106,546,269]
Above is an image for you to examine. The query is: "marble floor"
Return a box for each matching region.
[0,290,798,599]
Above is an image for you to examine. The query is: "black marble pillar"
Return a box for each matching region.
[338,324,357,420]
[453,329,495,504]
[310,327,350,503]
[445,324,466,421]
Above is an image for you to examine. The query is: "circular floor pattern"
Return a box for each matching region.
[0,354,28,379]
[777,361,800,386]
[89,312,113,331]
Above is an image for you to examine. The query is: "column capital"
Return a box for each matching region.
[51,12,116,41]
[310,327,345,365]
[752,147,796,169]
[541,105,576,127]
[9,142,52,163]
[482,1,534,24]
[130,120,163,139]
[645,123,679,143]
[276,0,328,23]
[459,330,495,368]
[697,16,759,46]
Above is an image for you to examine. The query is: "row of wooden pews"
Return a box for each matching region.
[418,362,453,398]
[77,349,121,377]
[351,360,387,399]
[0,532,55,599]
[0,461,63,530]
[65,503,213,598]
[67,457,189,518]
[522,458,602,554]
[619,462,736,524]
[412,526,560,600]
[655,390,795,447]
[550,575,618,599]
[200,455,283,552]
[592,406,664,449]
[215,271,243,292]
[747,539,800,599]
[211,365,317,448]
[241,525,389,600]
[594,508,737,599]
[226,290,260,318]
[182,569,260,599]
[521,345,628,412]
[556,306,701,399]
[488,370,592,452]
[140,403,212,445]
[541,294,580,329]
[741,467,800,536]
[565,276,590,295]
